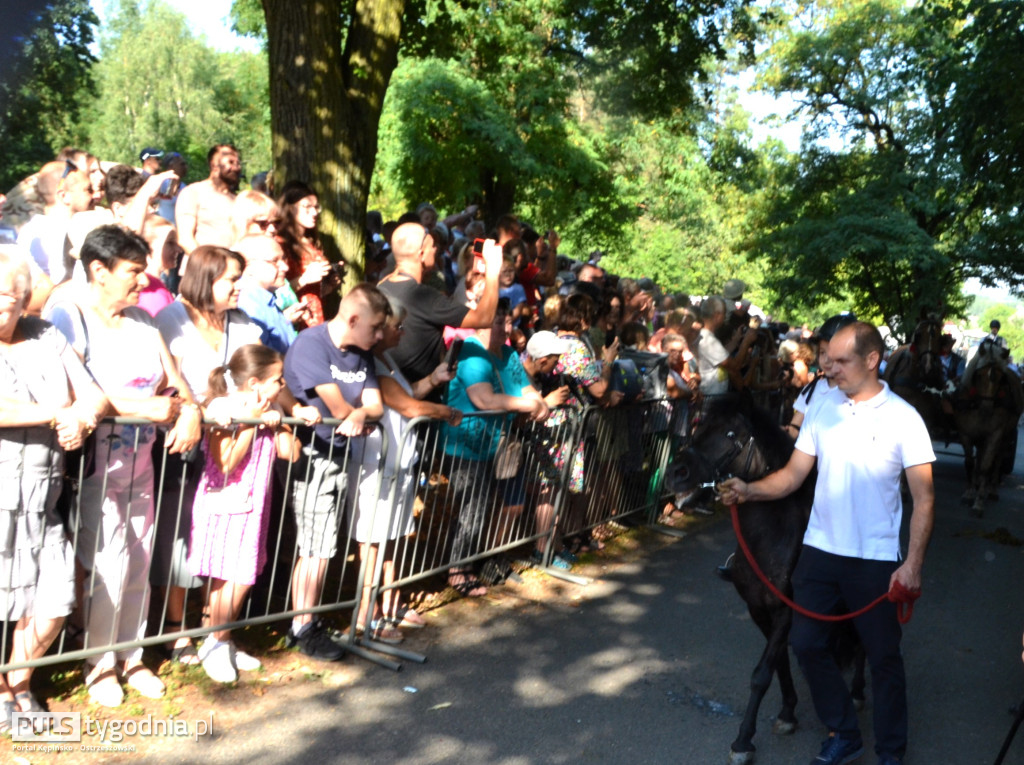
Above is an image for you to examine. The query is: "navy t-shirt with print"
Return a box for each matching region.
[284,323,379,450]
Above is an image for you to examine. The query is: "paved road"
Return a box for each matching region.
[164,433,1024,765]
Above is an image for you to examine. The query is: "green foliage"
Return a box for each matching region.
[977,304,1024,358]
[83,0,270,182]
[746,0,974,341]
[566,0,763,118]
[0,0,98,190]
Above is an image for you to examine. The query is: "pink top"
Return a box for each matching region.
[137,273,174,318]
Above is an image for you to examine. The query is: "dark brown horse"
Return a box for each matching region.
[883,315,949,436]
[667,395,864,765]
[954,339,1024,516]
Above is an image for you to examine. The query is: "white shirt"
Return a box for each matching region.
[697,328,729,395]
[795,381,934,561]
[17,213,71,283]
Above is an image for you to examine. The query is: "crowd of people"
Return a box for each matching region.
[0,143,889,740]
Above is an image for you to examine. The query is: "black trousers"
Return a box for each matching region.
[789,545,907,758]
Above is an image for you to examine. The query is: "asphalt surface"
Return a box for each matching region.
[148,431,1024,765]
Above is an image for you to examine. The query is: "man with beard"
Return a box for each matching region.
[175,144,241,253]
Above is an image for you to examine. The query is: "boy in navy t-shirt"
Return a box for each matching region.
[282,283,388,660]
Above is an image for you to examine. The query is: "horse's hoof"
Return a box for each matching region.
[772,717,797,735]
[852,698,866,712]
[728,749,755,765]
[970,506,984,518]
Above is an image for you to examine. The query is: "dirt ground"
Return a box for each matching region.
[3,512,705,765]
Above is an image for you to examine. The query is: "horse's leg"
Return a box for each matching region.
[729,606,795,764]
[771,632,799,734]
[960,435,978,508]
[850,641,867,711]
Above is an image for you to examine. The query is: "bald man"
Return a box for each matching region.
[378,222,502,391]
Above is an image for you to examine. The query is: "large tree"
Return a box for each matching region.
[260,0,404,281]
[244,0,759,282]
[747,0,970,339]
[85,0,270,179]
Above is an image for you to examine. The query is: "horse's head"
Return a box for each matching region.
[667,395,792,506]
[909,316,945,389]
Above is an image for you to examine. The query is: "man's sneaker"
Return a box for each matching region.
[286,619,345,661]
[811,733,864,765]
[198,638,238,684]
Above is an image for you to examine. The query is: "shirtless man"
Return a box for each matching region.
[175,144,241,253]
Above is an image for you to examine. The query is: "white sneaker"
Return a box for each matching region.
[198,638,237,683]
[231,644,262,672]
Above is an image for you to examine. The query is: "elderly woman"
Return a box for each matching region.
[441,299,549,597]
[0,246,106,728]
[347,296,463,643]
[46,225,201,707]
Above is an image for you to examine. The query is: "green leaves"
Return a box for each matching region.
[0,0,98,190]
[83,0,270,181]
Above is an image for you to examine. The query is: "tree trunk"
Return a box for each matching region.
[262,0,404,290]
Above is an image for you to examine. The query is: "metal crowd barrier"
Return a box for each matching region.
[0,397,692,674]
[0,416,387,674]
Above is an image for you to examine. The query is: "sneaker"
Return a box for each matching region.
[231,645,262,672]
[286,619,345,661]
[198,638,238,684]
[811,733,864,765]
[532,549,571,571]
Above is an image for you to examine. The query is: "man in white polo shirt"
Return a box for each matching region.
[719,321,935,765]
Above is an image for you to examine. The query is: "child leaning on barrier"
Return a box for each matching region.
[189,344,300,683]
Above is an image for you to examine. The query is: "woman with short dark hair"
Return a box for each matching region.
[46,225,201,707]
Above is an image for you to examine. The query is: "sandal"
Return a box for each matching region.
[123,663,165,700]
[0,699,16,736]
[14,691,43,713]
[85,665,123,708]
[447,571,487,598]
[363,620,404,645]
[386,606,426,629]
[171,639,200,666]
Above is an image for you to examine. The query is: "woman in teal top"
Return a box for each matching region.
[440,300,548,596]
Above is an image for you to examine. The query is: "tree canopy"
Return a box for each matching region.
[5,0,1024,335]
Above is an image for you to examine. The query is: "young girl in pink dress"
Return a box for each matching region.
[189,344,299,683]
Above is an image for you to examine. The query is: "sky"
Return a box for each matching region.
[90,0,261,53]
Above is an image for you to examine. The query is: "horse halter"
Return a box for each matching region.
[706,428,765,484]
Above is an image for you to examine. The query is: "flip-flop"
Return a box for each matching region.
[448,573,487,598]
[386,607,426,629]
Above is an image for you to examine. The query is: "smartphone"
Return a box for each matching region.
[472,239,487,273]
[604,329,618,348]
[445,338,464,372]
[157,177,181,200]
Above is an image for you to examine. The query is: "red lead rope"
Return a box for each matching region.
[729,505,920,625]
